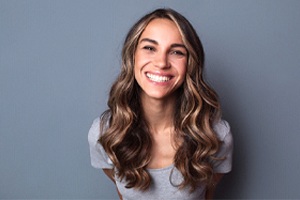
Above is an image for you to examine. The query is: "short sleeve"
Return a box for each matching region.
[211,120,233,173]
[88,117,114,169]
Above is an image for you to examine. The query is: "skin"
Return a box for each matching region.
[134,18,187,103]
[103,18,224,199]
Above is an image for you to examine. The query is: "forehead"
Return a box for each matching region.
[139,18,183,43]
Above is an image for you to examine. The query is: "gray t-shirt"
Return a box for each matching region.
[88,117,233,200]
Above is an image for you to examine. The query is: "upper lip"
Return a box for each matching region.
[145,71,173,77]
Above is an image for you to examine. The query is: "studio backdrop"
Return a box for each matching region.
[1,0,300,199]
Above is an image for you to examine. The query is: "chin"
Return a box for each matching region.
[144,91,176,101]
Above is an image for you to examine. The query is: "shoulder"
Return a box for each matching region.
[88,113,110,143]
[213,120,233,147]
[213,119,232,142]
[88,117,101,145]
[212,120,234,173]
[88,116,114,169]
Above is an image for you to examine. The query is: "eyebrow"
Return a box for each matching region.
[139,38,186,49]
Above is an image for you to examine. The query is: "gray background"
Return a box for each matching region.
[1,0,299,199]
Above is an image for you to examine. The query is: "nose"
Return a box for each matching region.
[153,52,170,69]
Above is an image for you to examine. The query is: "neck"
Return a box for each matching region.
[140,94,177,134]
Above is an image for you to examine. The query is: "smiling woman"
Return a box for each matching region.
[88,8,233,200]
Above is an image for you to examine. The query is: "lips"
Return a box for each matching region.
[146,72,172,82]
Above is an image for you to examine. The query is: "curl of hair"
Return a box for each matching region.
[99,8,221,192]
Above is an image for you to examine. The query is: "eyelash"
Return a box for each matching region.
[142,46,186,56]
[171,50,185,56]
[143,46,155,51]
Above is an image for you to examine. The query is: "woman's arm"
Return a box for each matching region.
[205,173,224,199]
[103,169,123,200]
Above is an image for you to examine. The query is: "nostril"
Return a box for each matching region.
[153,56,170,69]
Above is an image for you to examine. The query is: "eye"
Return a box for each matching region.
[142,46,155,51]
[170,50,186,56]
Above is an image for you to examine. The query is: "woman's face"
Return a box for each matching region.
[134,18,187,101]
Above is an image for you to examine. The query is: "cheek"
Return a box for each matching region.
[133,64,139,81]
[133,53,139,76]
[133,57,143,83]
[179,60,188,76]
[178,62,188,85]
[134,52,143,71]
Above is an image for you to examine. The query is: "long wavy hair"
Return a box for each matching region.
[99,8,221,192]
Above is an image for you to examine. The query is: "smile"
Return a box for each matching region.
[146,73,171,82]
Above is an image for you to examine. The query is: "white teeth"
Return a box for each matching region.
[146,73,171,82]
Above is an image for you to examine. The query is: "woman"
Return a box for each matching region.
[88,8,233,199]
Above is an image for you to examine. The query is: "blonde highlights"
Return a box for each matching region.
[99,8,221,191]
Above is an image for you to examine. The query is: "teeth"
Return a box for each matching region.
[146,73,171,82]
